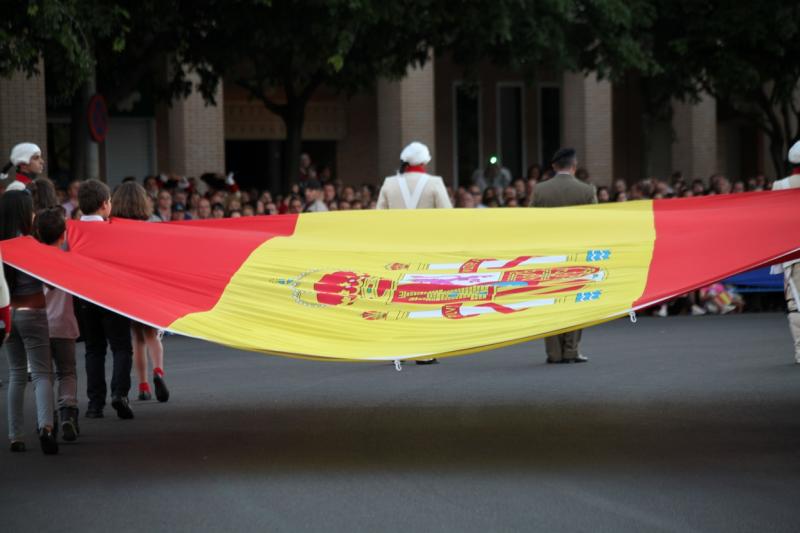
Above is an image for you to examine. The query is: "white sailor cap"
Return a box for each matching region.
[5,180,27,192]
[400,142,431,166]
[789,140,800,164]
[10,143,41,165]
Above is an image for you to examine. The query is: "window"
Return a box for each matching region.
[539,86,561,167]
[497,84,524,180]
[453,83,481,188]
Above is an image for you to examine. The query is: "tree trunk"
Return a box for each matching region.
[280,102,306,195]
[69,77,100,181]
[767,135,786,179]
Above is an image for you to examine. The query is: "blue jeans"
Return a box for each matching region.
[5,308,54,441]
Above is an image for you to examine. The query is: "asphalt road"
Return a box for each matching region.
[1,313,799,533]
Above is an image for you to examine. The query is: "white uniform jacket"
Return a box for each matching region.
[376,172,452,210]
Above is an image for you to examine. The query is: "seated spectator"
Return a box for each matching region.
[62,180,80,218]
[226,197,242,213]
[170,203,190,221]
[187,191,201,217]
[338,200,351,211]
[715,176,732,194]
[323,183,337,204]
[211,203,225,219]
[468,185,484,207]
[341,186,355,203]
[526,164,542,182]
[143,175,160,197]
[512,179,526,201]
[698,283,744,314]
[629,183,644,200]
[287,196,303,214]
[155,190,172,221]
[456,191,476,208]
[524,180,536,205]
[242,204,255,217]
[502,186,516,206]
[360,184,375,205]
[303,180,328,212]
[482,188,497,207]
[597,186,610,203]
[613,179,627,197]
[196,198,212,219]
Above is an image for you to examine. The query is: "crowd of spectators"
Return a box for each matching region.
[49,153,779,222]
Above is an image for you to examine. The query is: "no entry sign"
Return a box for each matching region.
[87,94,109,143]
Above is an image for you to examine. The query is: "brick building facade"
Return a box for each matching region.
[0,55,771,191]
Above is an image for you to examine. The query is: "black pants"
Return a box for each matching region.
[78,300,133,408]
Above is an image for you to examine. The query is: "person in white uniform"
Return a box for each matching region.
[377,142,452,365]
[771,140,800,363]
[376,142,452,210]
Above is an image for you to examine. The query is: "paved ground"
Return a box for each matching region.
[1,313,799,533]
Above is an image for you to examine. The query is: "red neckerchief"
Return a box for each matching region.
[404,164,426,173]
[15,172,32,184]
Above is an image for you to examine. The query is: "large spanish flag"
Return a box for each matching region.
[2,191,799,361]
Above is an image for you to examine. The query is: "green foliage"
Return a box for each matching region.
[437,0,653,82]
[1,1,129,100]
[640,0,800,174]
[183,0,435,107]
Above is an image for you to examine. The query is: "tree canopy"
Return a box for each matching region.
[4,1,799,184]
[638,0,800,176]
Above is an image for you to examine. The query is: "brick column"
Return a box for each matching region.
[165,75,225,177]
[671,94,717,180]
[562,71,613,185]
[377,57,436,177]
[0,62,48,164]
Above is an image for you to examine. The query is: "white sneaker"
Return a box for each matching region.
[691,304,707,316]
[721,304,736,315]
[656,305,668,317]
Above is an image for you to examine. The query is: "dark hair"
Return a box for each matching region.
[34,207,66,245]
[111,181,151,221]
[1,161,13,179]
[78,179,110,215]
[551,148,577,171]
[0,190,34,240]
[30,176,59,210]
